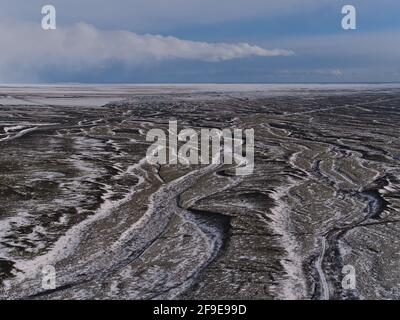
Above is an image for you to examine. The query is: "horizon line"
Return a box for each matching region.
[1,81,400,86]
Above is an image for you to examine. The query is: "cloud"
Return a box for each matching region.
[0,22,293,81]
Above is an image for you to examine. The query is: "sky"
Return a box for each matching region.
[0,0,399,83]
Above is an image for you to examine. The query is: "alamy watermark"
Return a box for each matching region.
[145,121,255,176]
[41,5,56,30]
[40,4,357,31]
[342,264,356,290]
[342,5,357,30]
[41,265,56,290]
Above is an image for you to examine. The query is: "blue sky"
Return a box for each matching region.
[0,0,399,83]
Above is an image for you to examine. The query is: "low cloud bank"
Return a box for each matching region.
[0,22,293,81]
